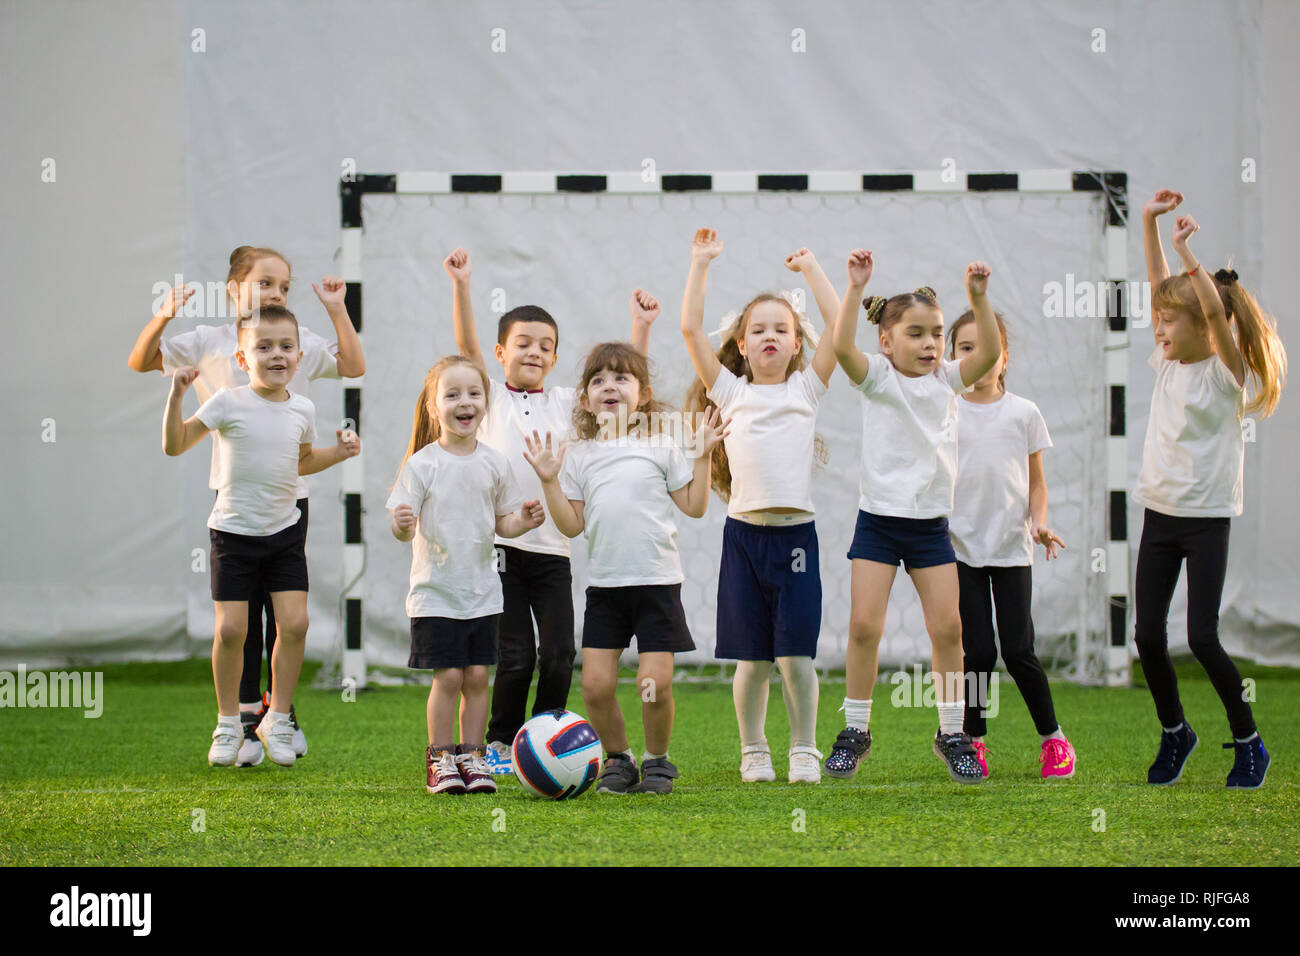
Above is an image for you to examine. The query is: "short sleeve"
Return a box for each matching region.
[159,327,203,375]
[385,458,426,513]
[854,352,892,395]
[298,327,341,381]
[1146,346,1165,371]
[194,387,229,431]
[794,366,828,405]
[493,455,525,516]
[664,442,694,493]
[942,358,969,395]
[1207,355,1246,395]
[558,445,585,502]
[706,365,742,411]
[298,397,318,444]
[1026,402,1053,455]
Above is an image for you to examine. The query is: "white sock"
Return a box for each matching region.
[620,748,635,761]
[1041,728,1066,744]
[1162,722,1184,734]
[777,656,819,750]
[266,709,290,724]
[972,736,985,744]
[1234,732,1259,744]
[841,697,871,732]
[239,701,260,714]
[733,660,773,749]
[937,700,965,735]
[217,714,240,729]
[642,750,667,762]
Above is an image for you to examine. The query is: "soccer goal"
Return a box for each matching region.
[319,169,1132,691]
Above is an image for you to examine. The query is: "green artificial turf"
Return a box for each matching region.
[1,659,1295,866]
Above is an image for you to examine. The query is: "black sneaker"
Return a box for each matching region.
[1224,736,1269,790]
[595,753,639,794]
[933,731,985,784]
[1147,723,1198,785]
[235,707,265,767]
[824,727,871,778]
[635,757,679,795]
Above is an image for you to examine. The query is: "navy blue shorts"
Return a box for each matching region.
[846,510,956,570]
[715,518,822,661]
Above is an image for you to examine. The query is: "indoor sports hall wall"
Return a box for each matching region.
[2,0,1296,669]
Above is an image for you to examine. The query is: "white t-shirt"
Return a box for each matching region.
[194,386,317,537]
[854,352,969,518]
[480,378,577,557]
[949,391,1053,567]
[385,442,524,620]
[160,322,340,497]
[707,365,828,515]
[1135,346,1245,518]
[559,435,695,588]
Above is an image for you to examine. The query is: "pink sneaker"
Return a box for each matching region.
[971,739,991,778]
[1040,736,1076,780]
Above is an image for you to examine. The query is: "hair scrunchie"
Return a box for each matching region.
[862,296,887,325]
[913,286,938,302]
[1213,268,1239,285]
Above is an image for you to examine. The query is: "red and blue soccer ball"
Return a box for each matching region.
[511,709,602,800]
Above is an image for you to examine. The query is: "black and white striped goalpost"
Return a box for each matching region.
[335,169,1132,688]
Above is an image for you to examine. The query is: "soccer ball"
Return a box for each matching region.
[511,709,602,800]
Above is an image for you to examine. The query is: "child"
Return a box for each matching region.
[947,309,1074,779]
[523,342,726,795]
[1136,190,1287,789]
[387,356,546,795]
[163,306,359,766]
[826,249,1002,784]
[681,230,841,784]
[130,245,365,765]
[443,247,657,774]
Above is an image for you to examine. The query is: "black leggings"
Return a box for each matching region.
[486,546,576,746]
[1133,508,1254,738]
[957,562,1059,738]
[238,498,308,705]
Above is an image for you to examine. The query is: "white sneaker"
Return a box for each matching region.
[288,707,308,757]
[789,746,823,784]
[740,746,776,783]
[208,722,241,766]
[256,713,297,766]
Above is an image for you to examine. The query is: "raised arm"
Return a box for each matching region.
[958,262,1002,388]
[522,431,585,537]
[443,248,487,373]
[162,368,210,455]
[629,289,660,355]
[1170,214,1245,386]
[833,249,874,385]
[298,428,361,476]
[128,284,194,372]
[312,277,365,377]
[681,229,724,391]
[669,407,729,518]
[1141,189,1183,297]
[784,248,840,387]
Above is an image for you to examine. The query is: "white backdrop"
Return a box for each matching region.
[2,0,1297,668]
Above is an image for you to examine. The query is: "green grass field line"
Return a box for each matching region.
[1,660,1296,866]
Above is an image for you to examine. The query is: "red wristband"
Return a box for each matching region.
[1188,266,1200,277]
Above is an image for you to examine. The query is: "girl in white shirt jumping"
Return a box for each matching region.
[827,249,1002,784]
[1136,190,1287,790]
[947,309,1074,780]
[681,230,841,785]
[388,356,545,795]
[524,342,727,796]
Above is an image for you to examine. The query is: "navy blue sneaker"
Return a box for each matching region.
[933,731,986,784]
[1224,736,1269,789]
[824,727,871,778]
[1147,723,1198,785]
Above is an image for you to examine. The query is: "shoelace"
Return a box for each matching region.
[1041,739,1070,766]
[1223,742,1255,775]
[435,753,461,777]
[461,753,491,775]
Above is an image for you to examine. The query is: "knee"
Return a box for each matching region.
[433,669,464,692]
[847,616,883,647]
[928,614,962,651]
[963,645,997,673]
[582,671,615,704]
[638,672,673,706]
[462,667,489,694]
[275,613,308,641]
[216,622,246,648]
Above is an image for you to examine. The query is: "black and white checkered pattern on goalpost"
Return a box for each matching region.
[330,170,1131,688]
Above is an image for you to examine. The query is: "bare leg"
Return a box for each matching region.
[428,668,464,747]
[581,649,627,753]
[213,601,250,716]
[845,560,898,700]
[266,590,308,715]
[638,652,676,755]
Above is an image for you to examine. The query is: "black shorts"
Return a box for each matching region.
[582,585,695,654]
[209,514,309,601]
[409,614,500,670]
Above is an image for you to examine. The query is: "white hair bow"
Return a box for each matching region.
[706,289,821,348]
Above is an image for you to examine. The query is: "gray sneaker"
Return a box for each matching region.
[595,754,639,794]
[635,757,679,795]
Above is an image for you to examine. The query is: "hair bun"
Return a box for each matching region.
[1213,268,1239,285]
[913,286,937,301]
[229,245,253,265]
[862,296,887,325]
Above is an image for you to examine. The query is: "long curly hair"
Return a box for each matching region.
[572,342,675,439]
